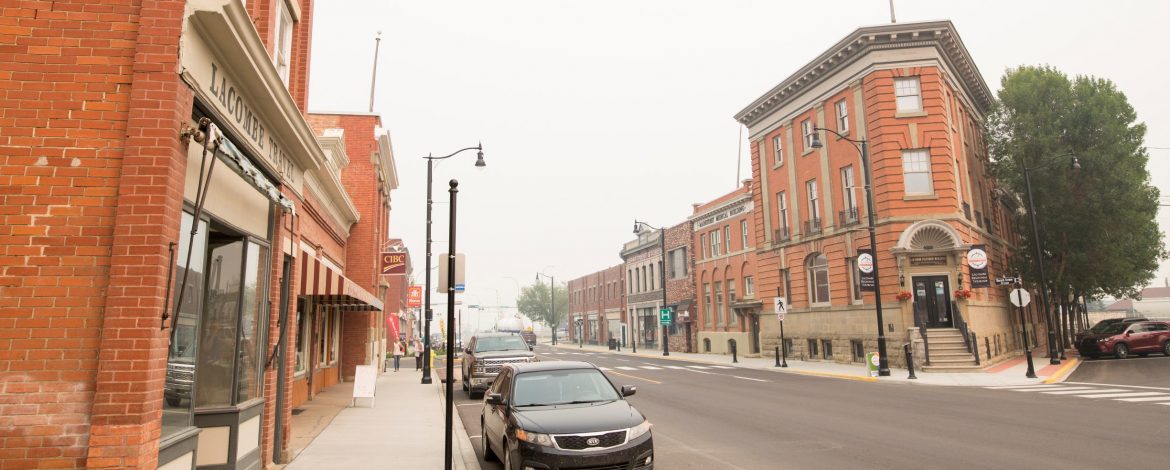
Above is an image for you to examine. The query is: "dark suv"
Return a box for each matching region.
[462,333,535,398]
[481,361,653,470]
[1077,321,1170,359]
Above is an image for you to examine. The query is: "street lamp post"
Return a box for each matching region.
[536,271,556,345]
[634,220,669,356]
[810,128,888,376]
[420,144,484,385]
[1020,154,1080,365]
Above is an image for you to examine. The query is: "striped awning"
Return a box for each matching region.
[300,250,383,312]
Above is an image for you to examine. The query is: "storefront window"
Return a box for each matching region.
[196,237,244,408]
[162,212,207,439]
[294,304,307,375]
[236,242,268,403]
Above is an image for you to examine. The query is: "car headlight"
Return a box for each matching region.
[472,364,484,373]
[515,428,554,447]
[1097,338,1110,343]
[627,420,652,440]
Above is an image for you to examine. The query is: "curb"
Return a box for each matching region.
[435,378,483,470]
[548,343,879,383]
[1041,358,1080,384]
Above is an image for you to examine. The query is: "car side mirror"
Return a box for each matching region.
[485,393,505,406]
[621,385,637,397]
[529,345,534,351]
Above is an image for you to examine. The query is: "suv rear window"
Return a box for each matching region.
[475,336,529,352]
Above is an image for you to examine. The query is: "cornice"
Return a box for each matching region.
[734,20,992,128]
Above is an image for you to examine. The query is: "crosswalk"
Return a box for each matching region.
[985,384,1170,406]
[598,364,736,372]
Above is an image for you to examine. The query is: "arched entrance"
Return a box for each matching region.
[894,220,965,330]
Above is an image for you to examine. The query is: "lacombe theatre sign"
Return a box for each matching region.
[181,27,306,196]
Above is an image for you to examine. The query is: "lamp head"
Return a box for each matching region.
[474,145,486,168]
[633,221,642,234]
[1071,155,1081,170]
[809,131,824,149]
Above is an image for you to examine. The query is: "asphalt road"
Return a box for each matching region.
[441,345,1167,469]
[1067,354,1170,388]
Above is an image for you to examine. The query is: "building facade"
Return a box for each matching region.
[692,181,760,355]
[735,21,1028,368]
[566,265,624,346]
[0,1,392,469]
[662,221,695,353]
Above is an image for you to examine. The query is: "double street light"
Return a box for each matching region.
[809,128,889,376]
[1021,153,1081,365]
[420,144,484,386]
[633,220,669,356]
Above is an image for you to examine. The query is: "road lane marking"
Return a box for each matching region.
[1048,388,1130,395]
[598,367,612,371]
[734,376,768,382]
[1113,395,1170,402]
[683,368,717,375]
[710,366,734,369]
[615,358,629,362]
[1041,389,1111,395]
[687,365,711,369]
[1012,387,1097,393]
[641,366,662,370]
[468,435,480,439]
[1063,381,1170,392]
[985,385,1060,390]
[616,366,638,370]
[1076,391,1167,398]
[606,370,663,384]
[663,365,686,369]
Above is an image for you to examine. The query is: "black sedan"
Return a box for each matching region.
[480,361,653,470]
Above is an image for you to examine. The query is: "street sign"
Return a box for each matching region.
[773,297,788,322]
[659,308,672,325]
[995,276,1020,286]
[454,284,465,293]
[1009,289,1031,307]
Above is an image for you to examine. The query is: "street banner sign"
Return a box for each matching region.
[1009,289,1031,308]
[967,245,991,288]
[857,248,875,292]
[380,252,407,275]
[659,307,672,325]
[773,297,787,322]
[407,286,422,308]
[437,253,465,292]
[386,314,401,343]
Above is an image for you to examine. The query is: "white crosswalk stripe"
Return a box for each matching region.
[616,366,638,370]
[598,367,612,371]
[663,366,686,369]
[709,366,734,369]
[687,365,711,369]
[986,385,1170,406]
[640,366,662,370]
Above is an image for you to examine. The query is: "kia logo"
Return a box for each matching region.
[586,437,600,447]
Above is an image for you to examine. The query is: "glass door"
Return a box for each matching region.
[912,276,952,328]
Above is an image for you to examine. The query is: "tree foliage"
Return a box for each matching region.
[986,65,1166,300]
[517,282,568,332]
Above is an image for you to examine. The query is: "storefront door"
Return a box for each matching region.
[913,276,952,328]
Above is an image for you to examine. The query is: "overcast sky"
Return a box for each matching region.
[308,1,1170,330]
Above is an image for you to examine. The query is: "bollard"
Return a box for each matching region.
[775,346,781,367]
[905,343,917,380]
[731,340,738,363]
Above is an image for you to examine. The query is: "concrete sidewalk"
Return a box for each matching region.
[548,341,1080,387]
[282,364,480,470]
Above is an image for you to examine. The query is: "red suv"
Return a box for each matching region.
[1077,321,1170,359]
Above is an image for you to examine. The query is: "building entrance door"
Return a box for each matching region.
[749,314,760,354]
[913,276,953,328]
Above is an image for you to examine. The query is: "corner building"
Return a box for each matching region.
[735,21,1032,368]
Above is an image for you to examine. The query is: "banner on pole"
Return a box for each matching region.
[967,245,991,288]
[407,285,423,308]
[857,248,876,292]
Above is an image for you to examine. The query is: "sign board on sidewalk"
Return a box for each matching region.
[1009,289,1031,308]
[773,297,787,322]
[866,352,880,377]
[659,308,672,325]
[352,365,377,407]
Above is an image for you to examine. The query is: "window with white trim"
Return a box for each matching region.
[740,220,749,249]
[710,230,721,257]
[777,191,789,236]
[801,119,814,149]
[723,226,731,254]
[274,0,294,85]
[841,165,857,214]
[727,278,737,325]
[895,77,922,112]
[807,253,830,305]
[700,234,707,259]
[744,276,755,298]
[835,99,849,134]
[806,179,820,224]
[901,149,933,195]
[772,134,784,166]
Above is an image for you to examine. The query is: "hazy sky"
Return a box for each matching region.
[307,1,1170,329]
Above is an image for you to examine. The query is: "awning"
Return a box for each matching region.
[299,250,383,311]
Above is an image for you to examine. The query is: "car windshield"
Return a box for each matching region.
[474,336,529,352]
[511,369,621,407]
[1097,323,1129,335]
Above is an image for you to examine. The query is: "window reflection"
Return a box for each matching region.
[196,237,243,408]
[163,213,207,438]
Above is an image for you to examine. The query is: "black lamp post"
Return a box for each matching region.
[1020,154,1080,365]
[536,271,555,345]
[810,128,889,376]
[420,144,484,385]
[634,220,669,356]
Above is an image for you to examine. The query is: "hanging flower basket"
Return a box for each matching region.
[954,289,974,300]
[895,291,913,301]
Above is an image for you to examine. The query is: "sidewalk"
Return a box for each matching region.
[548,341,1080,387]
[281,362,480,470]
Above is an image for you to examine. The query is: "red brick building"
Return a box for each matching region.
[692,180,760,355]
[567,264,624,346]
[735,21,1027,369]
[0,1,392,469]
[621,221,691,351]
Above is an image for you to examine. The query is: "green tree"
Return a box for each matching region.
[517,282,568,339]
[987,65,1166,338]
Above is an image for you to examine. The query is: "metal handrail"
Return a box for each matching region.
[952,300,977,363]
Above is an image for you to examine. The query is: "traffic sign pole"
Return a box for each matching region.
[1014,282,1037,378]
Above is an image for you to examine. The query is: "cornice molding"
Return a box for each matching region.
[734,20,992,128]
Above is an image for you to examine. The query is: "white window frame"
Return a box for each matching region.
[801,119,814,149]
[901,149,933,195]
[895,77,922,112]
[744,276,755,298]
[274,1,294,85]
[841,165,857,212]
[848,257,862,302]
[294,308,308,377]
[777,191,789,233]
[835,99,849,134]
[772,134,784,167]
[807,254,831,305]
[806,179,819,224]
[710,230,720,257]
[740,220,749,249]
[727,278,737,325]
[700,234,707,259]
[723,226,731,254]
